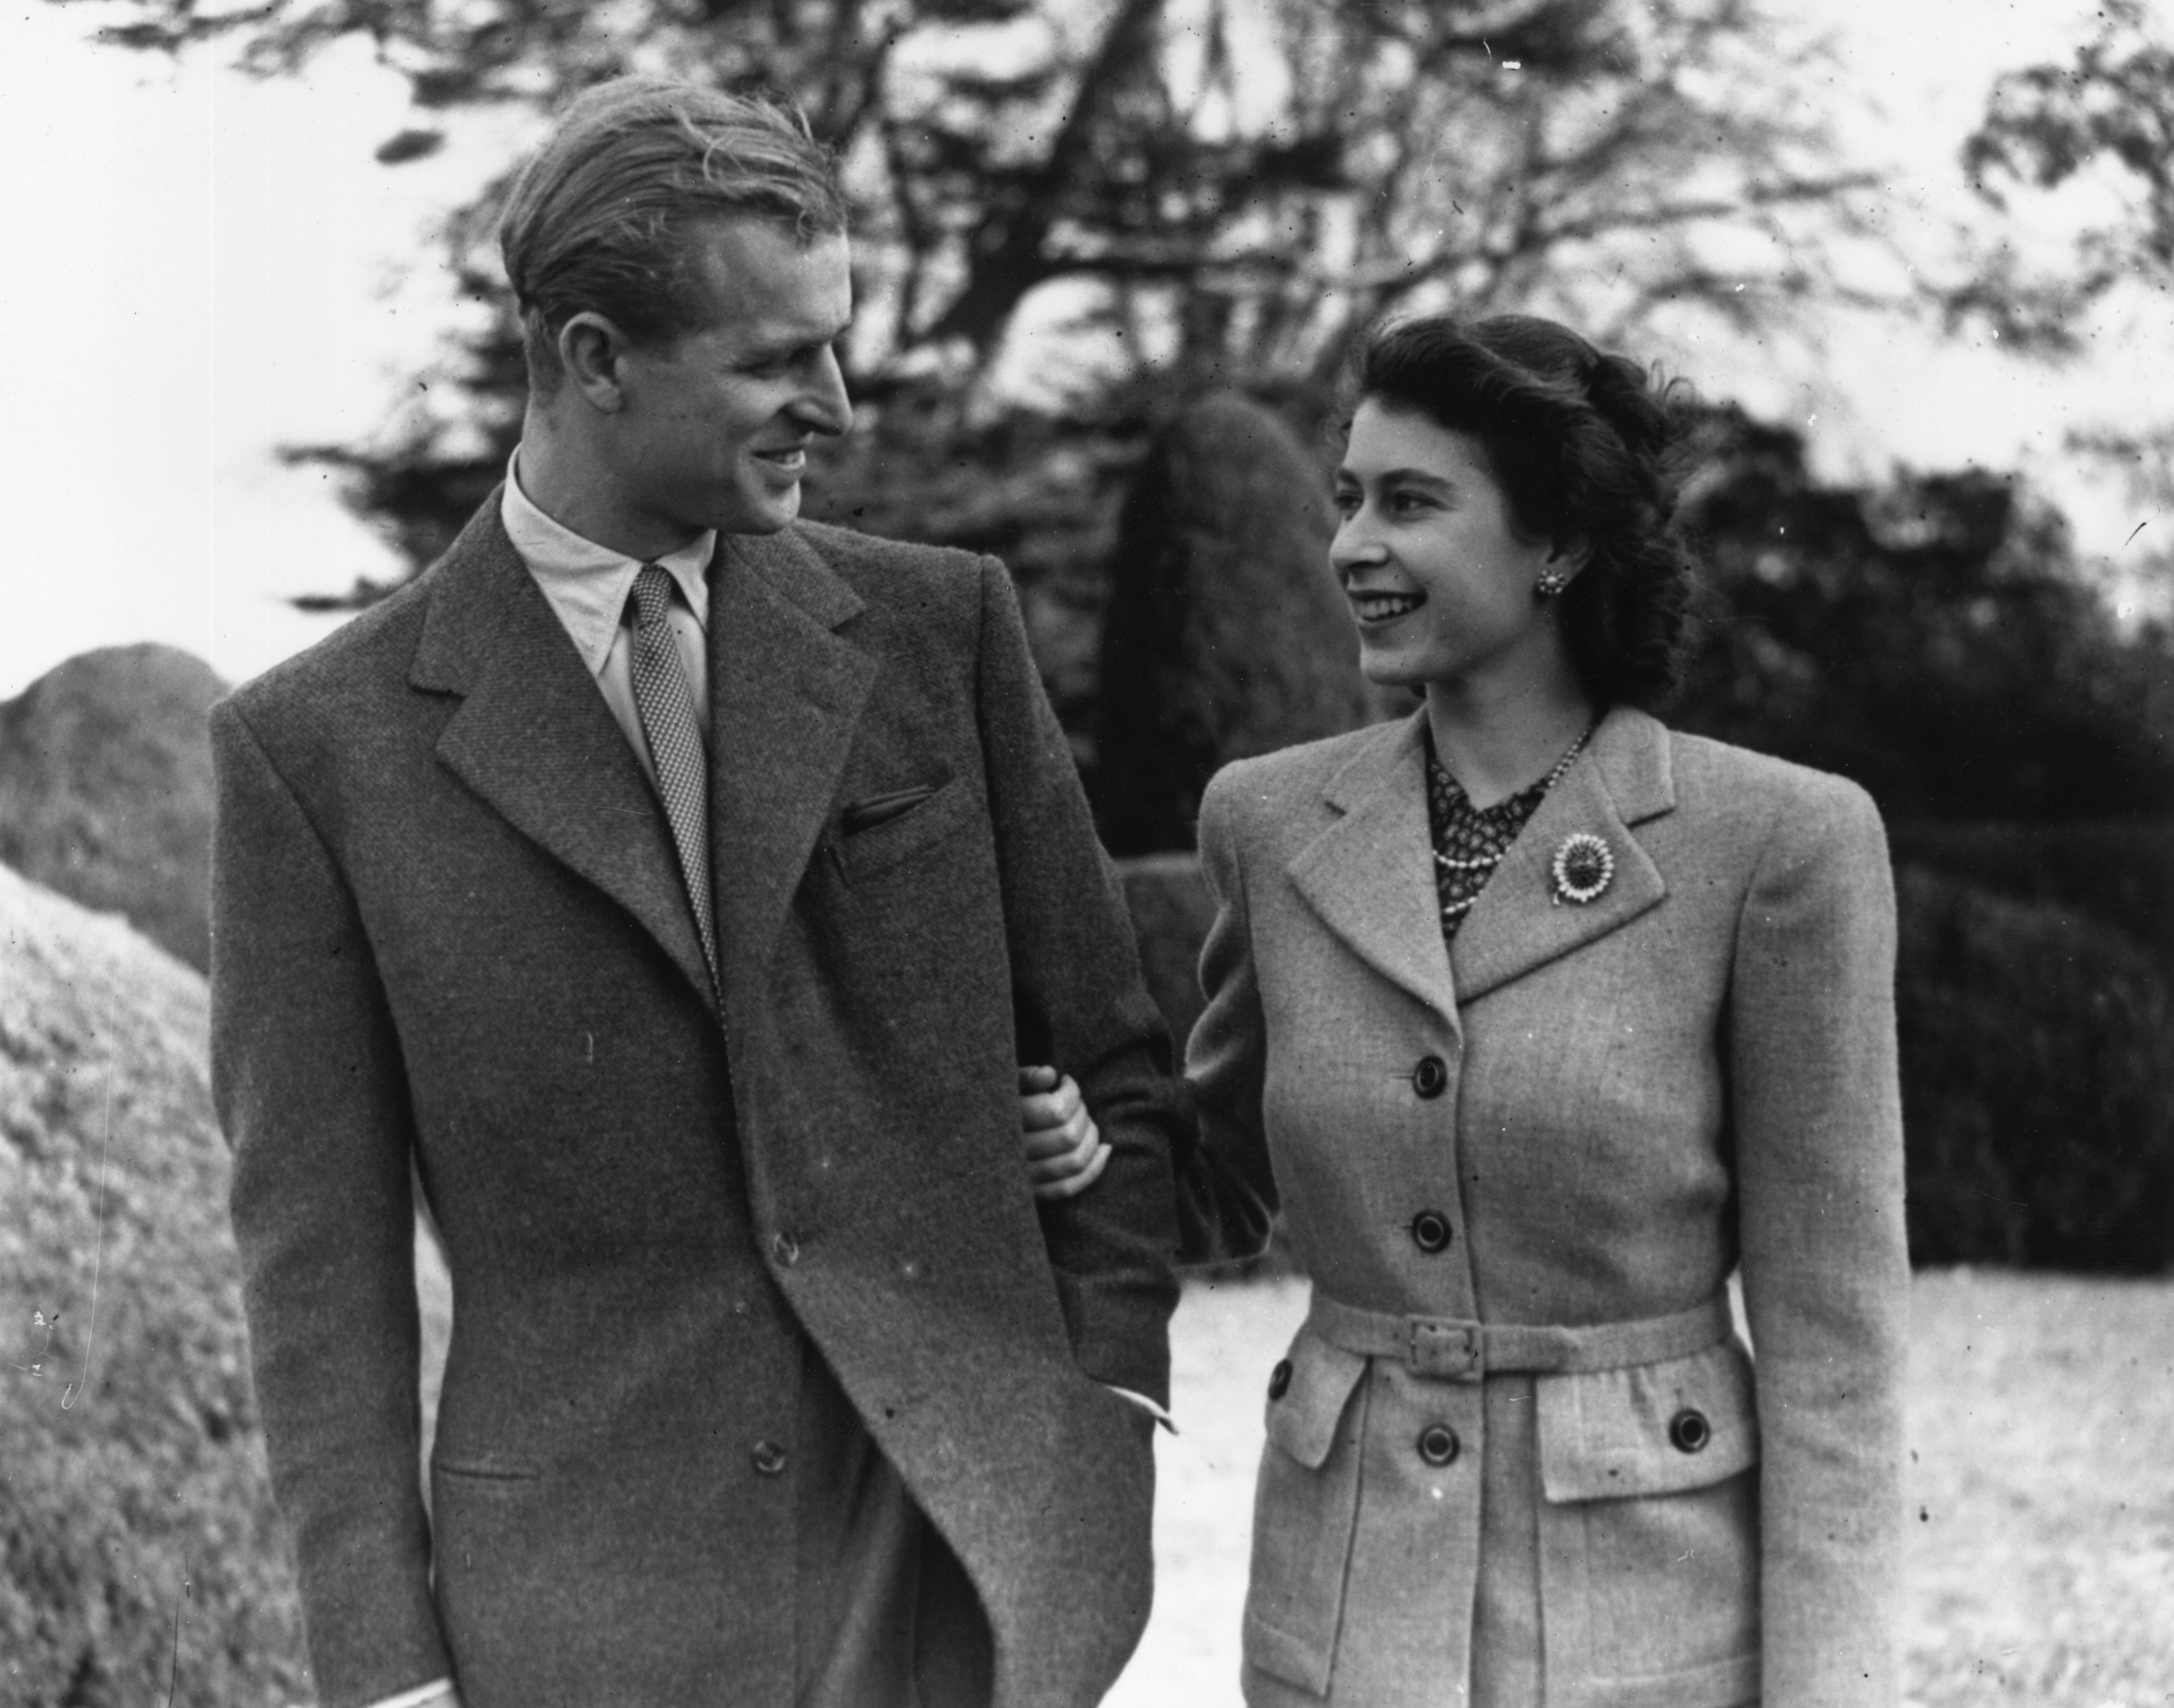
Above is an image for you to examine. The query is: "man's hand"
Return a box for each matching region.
[1019,1065,1109,1201]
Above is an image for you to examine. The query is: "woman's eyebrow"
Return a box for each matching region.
[1339,465,1458,493]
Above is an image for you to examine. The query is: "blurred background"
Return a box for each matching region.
[3,1,2170,1702]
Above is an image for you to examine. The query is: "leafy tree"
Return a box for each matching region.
[1673,403,2174,819]
[1953,0,2174,517]
[72,0,1904,581]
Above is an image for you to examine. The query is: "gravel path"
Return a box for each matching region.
[1106,1269,2174,1707]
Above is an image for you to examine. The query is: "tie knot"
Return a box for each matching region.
[631,562,677,629]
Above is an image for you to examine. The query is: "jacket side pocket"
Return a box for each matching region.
[1535,1337,1762,1708]
[1241,1326,1370,1696]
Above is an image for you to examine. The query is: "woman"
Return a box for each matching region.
[1033,313,1909,1706]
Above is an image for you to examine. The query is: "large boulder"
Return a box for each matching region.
[0,645,224,974]
[0,865,307,1707]
[1091,392,1378,855]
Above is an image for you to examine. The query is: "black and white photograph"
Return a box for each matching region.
[3,1,2170,1704]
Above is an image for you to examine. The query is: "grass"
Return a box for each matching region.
[1101,1269,2174,1707]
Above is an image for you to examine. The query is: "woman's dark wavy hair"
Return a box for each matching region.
[1346,313,1700,710]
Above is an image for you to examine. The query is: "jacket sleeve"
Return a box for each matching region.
[1729,774,1909,1708]
[210,698,453,1707]
[971,558,1181,1405]
[1175,768,1281,1266]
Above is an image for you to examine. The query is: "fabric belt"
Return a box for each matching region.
[1303,1293,1733,1383]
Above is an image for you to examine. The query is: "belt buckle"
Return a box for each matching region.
[1407,1318,1484,1382]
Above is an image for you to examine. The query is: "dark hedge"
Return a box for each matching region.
[1894,865,2174,1272]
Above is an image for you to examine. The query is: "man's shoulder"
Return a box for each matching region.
[220,571,438,736]
[789,519,991,610]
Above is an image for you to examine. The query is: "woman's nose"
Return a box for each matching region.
[1330,514,1385,573]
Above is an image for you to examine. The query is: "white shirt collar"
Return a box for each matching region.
[499,448,715,677]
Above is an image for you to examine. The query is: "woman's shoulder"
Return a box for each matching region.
[1201,717,1410,822]
[1657,724,1887,857]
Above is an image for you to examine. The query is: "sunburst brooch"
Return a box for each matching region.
[1550,832,1615,906]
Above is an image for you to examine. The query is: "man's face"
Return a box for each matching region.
[607,215,853,539]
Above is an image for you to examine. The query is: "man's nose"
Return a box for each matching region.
[794,347,852,437]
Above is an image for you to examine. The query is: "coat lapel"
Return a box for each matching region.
[1287,712,1461,1028]
[1450,705,1675,1005]
[705,527,876,1018]
[412,498,720,1016]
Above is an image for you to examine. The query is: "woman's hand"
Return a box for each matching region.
[1018,1065,1109,1201]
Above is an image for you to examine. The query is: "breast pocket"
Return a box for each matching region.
[832,775,972,884]
[1535,1338,1762,1707]
[1241,1325,1370,1695]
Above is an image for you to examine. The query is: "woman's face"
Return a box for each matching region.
[1330,399,1579,697]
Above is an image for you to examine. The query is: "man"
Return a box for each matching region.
[211,76,1181,1708]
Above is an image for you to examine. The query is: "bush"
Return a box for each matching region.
[1895,866,2174,1272]
[1887,817,2174,977]
[0,867,308,1707]
[1091,392,1377,854]
[0,645,224,973]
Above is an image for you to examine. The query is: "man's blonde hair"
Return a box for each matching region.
[499,76,847,393]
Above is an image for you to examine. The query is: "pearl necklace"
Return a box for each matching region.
[1432,723,1595,881]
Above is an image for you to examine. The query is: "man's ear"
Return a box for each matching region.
[557,312,632,413]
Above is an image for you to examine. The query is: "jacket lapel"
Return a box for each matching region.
[412,498,720,1016]
[1450,705,1674,1005]
[1287,712,1461,1028]
[705,527,876,1020]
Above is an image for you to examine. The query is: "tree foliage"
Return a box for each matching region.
[70,0,1898,578]
[1953,0,2174,513]
[1673,404,2174,820]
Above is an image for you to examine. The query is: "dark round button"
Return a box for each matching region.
[1267,1358,1293,1401]
[1410,1210,1453,1254]
[751,1439,788,1476]
[1669,1408,1711,1453]
[1412,1055,1449,1099]
[1417,1423,1460,1466]
[771,1231,800,1268]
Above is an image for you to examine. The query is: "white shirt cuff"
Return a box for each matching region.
[1105,1385,1177,1434]
[359,1679,457,1708]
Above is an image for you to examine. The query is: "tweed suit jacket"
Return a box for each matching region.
[1181,705,1908,1708]
[210,499,1181,1708]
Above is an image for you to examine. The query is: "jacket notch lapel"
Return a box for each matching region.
[1286,714,1461,1028]
[706,528,876,1013]
[419,506,722,1017]
[1450,707,1675,1006]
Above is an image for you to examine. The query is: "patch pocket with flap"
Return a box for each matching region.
[1535,1337,1762,1707]
[1241,1325,1370,1695]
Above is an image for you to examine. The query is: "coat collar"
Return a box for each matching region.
[1449,704,1672,1004]
[1286,704,1675,1019]
[1287,712,1459,1026]
[410,498,873,1024]
[704,526,874,1038]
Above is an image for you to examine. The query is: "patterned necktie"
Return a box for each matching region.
[628,564,719,993]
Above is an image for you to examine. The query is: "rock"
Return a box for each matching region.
[0,645,225,974]
[0,864,307,1707]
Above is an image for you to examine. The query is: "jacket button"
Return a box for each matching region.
[1411,1055,1448,1098]
[1267,1358,1293,1401]
[752,1439,788,1476]
[1669,1408,1711,1453]
[1417,1423,1460,1466]
[1410,1210,1453,1253]
[771,1231,800,1268]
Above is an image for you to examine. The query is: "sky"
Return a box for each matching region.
[0,0,2166,699]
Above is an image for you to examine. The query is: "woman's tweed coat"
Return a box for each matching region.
[1181,705,1908,1708]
